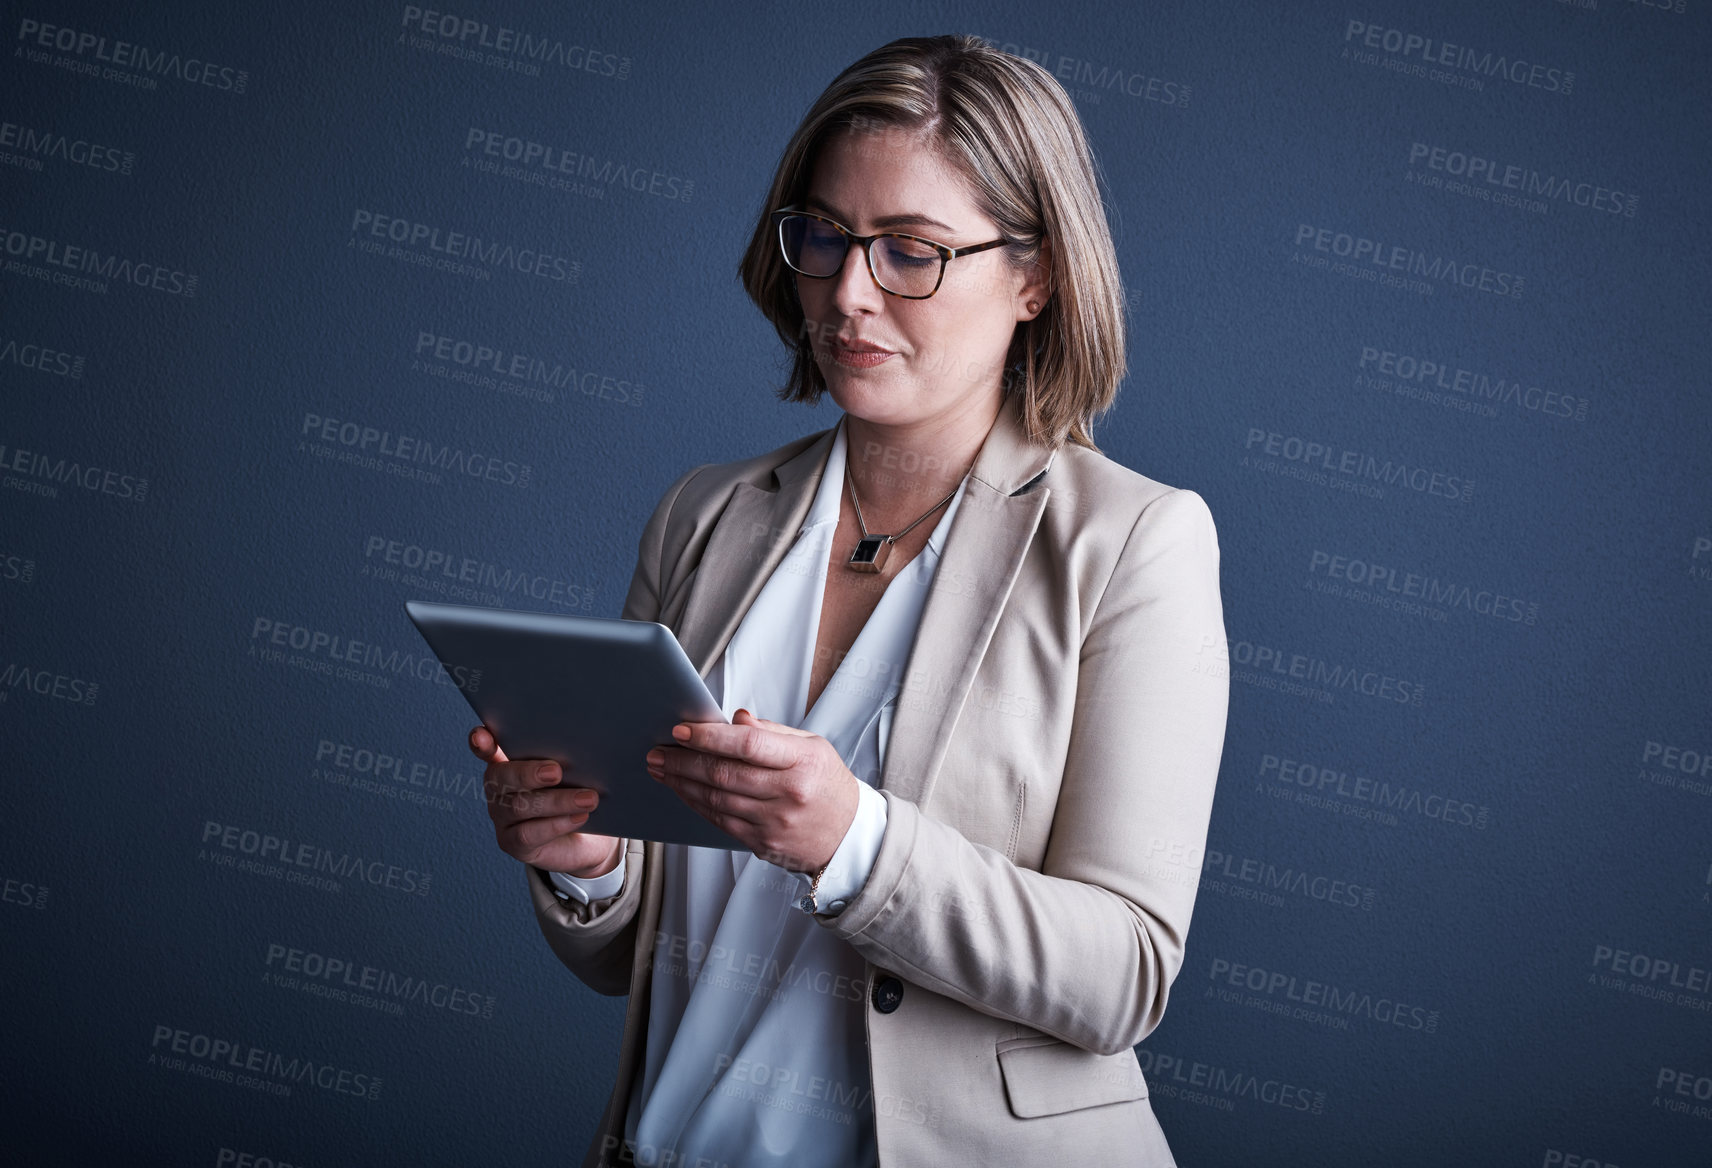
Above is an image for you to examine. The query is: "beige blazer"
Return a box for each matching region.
[526,390,1229,1167]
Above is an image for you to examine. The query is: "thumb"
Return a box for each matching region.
[737,708,813,737]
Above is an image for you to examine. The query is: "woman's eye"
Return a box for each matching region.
[881,241,937,267]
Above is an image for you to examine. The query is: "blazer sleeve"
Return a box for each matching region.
[818,487,1230,1055]
[525,461,708,996]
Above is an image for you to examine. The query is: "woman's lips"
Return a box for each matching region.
[830,339,894,368]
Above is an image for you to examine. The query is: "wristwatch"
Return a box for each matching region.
[796,861,836,915]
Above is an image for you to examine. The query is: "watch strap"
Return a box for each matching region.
[796,861,830,914]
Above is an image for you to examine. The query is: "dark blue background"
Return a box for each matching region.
[3,1,1709,1164]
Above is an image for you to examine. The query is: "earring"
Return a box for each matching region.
[1026,300,1039,313]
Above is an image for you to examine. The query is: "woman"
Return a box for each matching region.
[469,34,1228,1168]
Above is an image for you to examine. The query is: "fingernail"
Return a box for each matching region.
[670,724,690,741]
[537,762,559,782]
[572,790,597,808]
[645,749,665,767]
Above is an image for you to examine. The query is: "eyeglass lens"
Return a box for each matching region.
[778,215,942,297]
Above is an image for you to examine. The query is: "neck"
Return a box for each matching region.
[840,392,1000,527]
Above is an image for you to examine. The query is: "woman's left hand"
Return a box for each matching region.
[645,708,859,874]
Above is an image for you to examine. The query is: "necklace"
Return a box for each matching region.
[843,457,961,573]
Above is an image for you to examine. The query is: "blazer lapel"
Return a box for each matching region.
[669,393,1056,811]
[672,426,837,679]
[880,393,1054,811]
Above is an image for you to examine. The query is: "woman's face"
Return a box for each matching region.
[794,126,1045,429]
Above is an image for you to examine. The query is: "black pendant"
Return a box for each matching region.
[848,534,891,573]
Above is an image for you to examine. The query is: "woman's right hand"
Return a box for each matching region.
[469,726,623,878]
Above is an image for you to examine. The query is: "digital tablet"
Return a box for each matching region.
[403,600,744,851]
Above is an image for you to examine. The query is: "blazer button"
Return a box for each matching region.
[871,975,903,1014]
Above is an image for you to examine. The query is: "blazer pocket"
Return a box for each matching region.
[995,1035,1149,1119]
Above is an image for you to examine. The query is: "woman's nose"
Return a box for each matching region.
[831,238,885,313]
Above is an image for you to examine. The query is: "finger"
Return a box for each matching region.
[468,726,510,763]
[501,812,591,858]
[522,759,567,787]
[484,761,571,819]
[490,759,566,792]
[745,714,815,739]
[654,746,779,801]
[669,721,802,769]
[658,769,767,829]
[500,785,600,822]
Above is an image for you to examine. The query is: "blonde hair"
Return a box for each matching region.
[737,34,1127,452]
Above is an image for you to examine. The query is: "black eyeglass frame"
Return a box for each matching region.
[770,206,1012,300]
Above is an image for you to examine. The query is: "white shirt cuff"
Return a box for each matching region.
[547,852,627,905]
[793,781,888,915]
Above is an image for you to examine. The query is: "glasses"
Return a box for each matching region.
[771,207,1010,300]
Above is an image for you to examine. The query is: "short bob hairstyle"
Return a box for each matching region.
[738,34,1128,453]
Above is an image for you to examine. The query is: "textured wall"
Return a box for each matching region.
[3,2,1708,1165]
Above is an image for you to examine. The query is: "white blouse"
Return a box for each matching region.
[548,414,968,1168]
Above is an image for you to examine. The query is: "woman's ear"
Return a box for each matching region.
[1018,235,1052,320]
